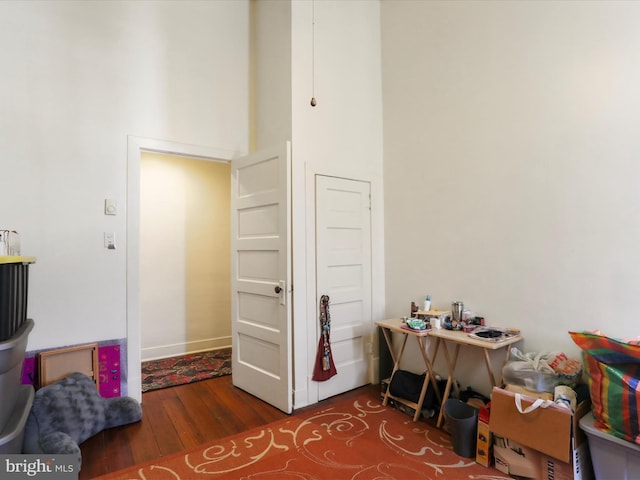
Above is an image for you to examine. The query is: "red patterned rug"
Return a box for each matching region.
[141,348,232,392]
[97,392,509,480]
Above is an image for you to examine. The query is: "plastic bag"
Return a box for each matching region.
[508,348,582,376]
[0,230,20,256]
[502,348,581,392]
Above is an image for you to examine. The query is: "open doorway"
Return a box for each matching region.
[127,136,242,401]
[138,152,231,391]
[139,152,231,361]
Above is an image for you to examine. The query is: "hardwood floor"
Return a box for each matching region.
[80,375,379,479]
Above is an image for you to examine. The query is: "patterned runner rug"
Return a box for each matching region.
[97,391,509,480]
[141,348,232,392]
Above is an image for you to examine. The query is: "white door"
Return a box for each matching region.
[315,175,372,401]
[231,142,292,413]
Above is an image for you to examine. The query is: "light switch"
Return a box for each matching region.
[104,232,116,250]
[105,199,117,215]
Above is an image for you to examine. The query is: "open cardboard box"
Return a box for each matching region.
[492,435,592,480]
[489,386,589,463]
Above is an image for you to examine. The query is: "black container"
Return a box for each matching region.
[445,398,478,458]
[0,262,30,342]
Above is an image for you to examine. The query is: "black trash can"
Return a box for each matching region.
[0,257,35,342]
[444,398,478,458]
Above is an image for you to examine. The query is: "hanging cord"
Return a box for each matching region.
[310,0,317,107]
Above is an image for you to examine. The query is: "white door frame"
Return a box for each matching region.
[126,135,244,402]
[301,162,385,406]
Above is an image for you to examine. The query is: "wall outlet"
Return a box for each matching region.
[104,232,116,249]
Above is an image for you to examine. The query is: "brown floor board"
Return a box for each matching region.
[199,379,277,432]
[173,381,236,441]
[122,387,179,462]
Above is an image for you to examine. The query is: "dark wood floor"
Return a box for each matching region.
[79,375,379,479]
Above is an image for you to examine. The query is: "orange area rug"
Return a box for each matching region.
[97,394,509,480]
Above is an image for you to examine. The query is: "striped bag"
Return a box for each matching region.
[569,331,640,444]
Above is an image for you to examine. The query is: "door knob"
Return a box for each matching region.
[275,285,282,294]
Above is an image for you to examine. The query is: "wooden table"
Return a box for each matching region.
[376,318,442,421]
[428,327,523,427]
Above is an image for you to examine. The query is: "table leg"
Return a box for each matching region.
[482,349,497,387]
[381,328,409,407]
[429,335,441,366]
[380,327,397,365]
[450,344,461,398]
[481,344,512,389]
[436,341,461,428]
[413,336,441,422]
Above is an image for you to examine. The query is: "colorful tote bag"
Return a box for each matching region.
[570,331,640,444]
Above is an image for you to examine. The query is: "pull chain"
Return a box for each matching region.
[310,0,317,107]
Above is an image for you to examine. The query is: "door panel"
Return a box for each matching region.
[315,175,372,401]
[231,142,292,413]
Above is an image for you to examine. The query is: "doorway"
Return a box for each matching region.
[127,139,375,408]
[126,136,241,401]
[314,175,372,401]
[139,152,231,361]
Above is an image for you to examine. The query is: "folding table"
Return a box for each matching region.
[376,318,442,421]
[428,328,523,427]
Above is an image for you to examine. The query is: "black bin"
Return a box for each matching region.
[445,398,478,458]
[0,260,33,342]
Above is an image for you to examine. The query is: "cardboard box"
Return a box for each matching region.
[489,386,593,480]
[493,435,593,480]
[540,443,592,480]
[504,384,553,401]
[476,405,492,467]
[489,386,587,463]
[493,436,542,478]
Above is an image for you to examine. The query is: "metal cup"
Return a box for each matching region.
[451,301,464,323]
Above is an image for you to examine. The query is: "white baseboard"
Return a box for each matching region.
[141,337,231,362]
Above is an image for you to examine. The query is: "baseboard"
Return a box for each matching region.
[142,337,231,362]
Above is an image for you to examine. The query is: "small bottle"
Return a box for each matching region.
[423,295,431,312]
[410,302,418,317]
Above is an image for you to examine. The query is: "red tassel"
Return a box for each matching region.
[312,336,337,381]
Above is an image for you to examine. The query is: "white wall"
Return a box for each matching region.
[291,0,385,406]
[0,0,383,406]
[251,0,292,151]
[252,0,385,408]
[0,1,248,373]
[140,153,231,361]
[381,0,640,395]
